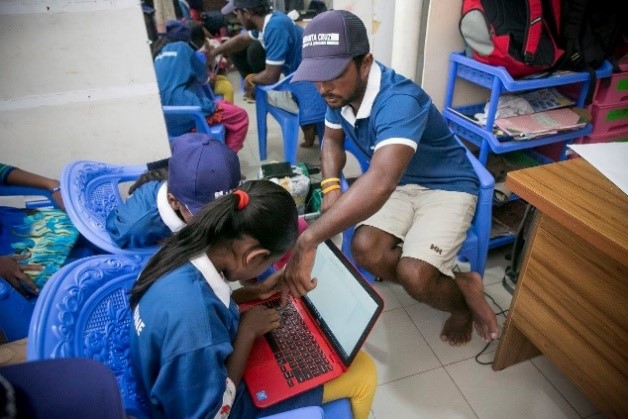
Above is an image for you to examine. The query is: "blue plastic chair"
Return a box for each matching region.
[60,160,159,256]
[162,105,226,145]
[27,254,151,418]
[255,73,327,164]
[341,136,494,279]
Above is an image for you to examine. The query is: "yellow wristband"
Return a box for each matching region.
[245,73,256,86]
[320,177,340,186]
[321,184,341,194]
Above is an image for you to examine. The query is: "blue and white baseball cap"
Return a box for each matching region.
[168,133,241,214]
[292,10,370,82]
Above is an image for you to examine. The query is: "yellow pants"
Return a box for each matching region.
[214,75,234,104]
[322,350,377,419]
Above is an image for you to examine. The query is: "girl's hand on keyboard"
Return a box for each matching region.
[240,305,281,338]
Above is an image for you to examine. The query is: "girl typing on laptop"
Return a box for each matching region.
[129,180,376,418]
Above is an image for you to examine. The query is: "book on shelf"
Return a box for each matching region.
[494,107,590,140]
[519,88,575,113]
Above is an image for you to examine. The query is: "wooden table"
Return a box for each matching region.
[492,158,628,418]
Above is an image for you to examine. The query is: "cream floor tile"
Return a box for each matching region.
[446,358,580,419]
[531,356,599,418]
[364,307,440,385]
[405,302,502,366]
[371,281,402,312]
[372,368,477,419]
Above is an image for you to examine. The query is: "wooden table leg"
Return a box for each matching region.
[492,314,541,370]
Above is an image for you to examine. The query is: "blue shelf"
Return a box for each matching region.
[443,52,613,251]
[448,52,613,92]
[444,106,593,158]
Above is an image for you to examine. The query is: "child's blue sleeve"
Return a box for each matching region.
[105,181,170,248]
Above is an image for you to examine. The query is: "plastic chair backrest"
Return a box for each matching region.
[0,184,57,209]
[340,136,494,277]
[60,160,158,256]
[456,137,494,276]
[162,105,226,144]
[255,73,327,163]
[27,254,150,418]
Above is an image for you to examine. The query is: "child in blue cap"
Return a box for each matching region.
[106,133,241,249]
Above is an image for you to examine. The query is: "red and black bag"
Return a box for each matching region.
[459,0,564,78]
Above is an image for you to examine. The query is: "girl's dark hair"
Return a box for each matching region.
[151,36,172,59]
[130,180,298,308]
[188,21,205,50]
[128,168,168,195]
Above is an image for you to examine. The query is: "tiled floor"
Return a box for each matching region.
[233,79,604,419]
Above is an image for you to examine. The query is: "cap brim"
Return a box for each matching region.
[221,2,235,14]
[291,56,352,82]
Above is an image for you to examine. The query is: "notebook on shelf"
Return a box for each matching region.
[240,240,384,408]
[494,107,589,140]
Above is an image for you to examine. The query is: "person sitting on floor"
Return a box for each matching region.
[153,20,249,154]
[106,133,241,249]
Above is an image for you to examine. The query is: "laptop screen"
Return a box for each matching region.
[303,240,384,366]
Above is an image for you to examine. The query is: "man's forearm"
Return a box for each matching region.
[301,169,395,249]
[321,134,347,181]
[213,33,251,57]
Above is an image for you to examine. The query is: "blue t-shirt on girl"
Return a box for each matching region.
[130,254,322,418]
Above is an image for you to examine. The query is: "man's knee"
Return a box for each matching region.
[350,230,380,268]
[396,257,440,301]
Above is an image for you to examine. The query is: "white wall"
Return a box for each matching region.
[421,0,485,110]
[0,0,170,180]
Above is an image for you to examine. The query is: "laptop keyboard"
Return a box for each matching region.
[264,299,334,387]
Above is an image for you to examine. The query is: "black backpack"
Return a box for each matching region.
[552,0,626,103]
[554,0,624,72]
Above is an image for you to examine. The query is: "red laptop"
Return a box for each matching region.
[240,240,384,408]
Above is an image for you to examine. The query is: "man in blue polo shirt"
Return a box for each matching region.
[280,10,499,346]
[212,0,317,147]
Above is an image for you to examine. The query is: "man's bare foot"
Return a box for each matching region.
[440,312,472,346]
[300,140,315,148]
[455,272,500,342]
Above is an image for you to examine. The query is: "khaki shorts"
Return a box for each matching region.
[357,184,477,278]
